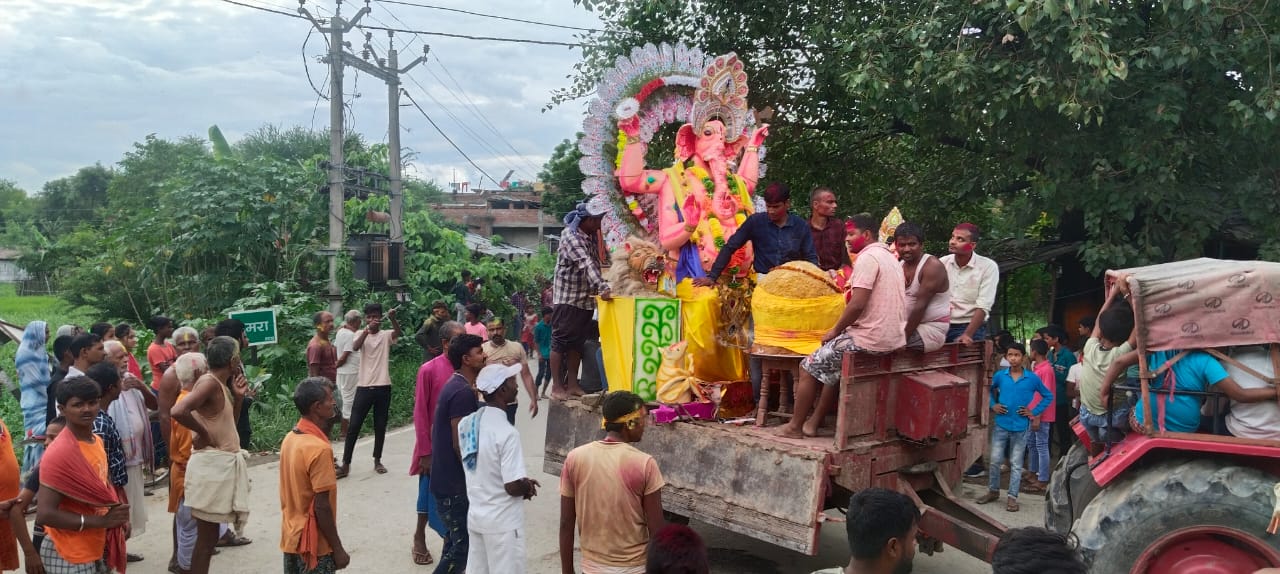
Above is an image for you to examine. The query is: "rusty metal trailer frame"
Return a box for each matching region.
[544,342,1007,559]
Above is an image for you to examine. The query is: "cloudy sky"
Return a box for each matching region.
[0,0,603,192]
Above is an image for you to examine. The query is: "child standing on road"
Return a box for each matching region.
[1022,339,1056,493]
[533,309,553,399]
[977,343,1053,512]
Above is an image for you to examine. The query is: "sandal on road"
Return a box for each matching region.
[216,534,253,548]
[413,547,434,565]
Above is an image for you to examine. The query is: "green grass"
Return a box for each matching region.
[0,283,420,455]
[0,284,98,460]
[246,352,421,451]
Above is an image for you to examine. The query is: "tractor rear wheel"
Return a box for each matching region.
[1074,458,1280,574]
[1045,442,1099,535]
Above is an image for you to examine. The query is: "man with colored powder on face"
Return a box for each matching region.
[778,213,906,439]
[560,391,665,574]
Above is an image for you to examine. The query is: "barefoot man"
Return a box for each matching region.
[172,336,251,574]
[550,202,611,400]
[778,214,906,438]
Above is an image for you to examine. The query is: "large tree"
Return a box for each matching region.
[538,137,587,221]
[562,0,1280,269]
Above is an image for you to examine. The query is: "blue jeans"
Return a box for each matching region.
[434,493,469,573]
[535,357,551,390]
[988,426,1028,498]
[946,323,988,343]
[1025,423,1051,482]
[1079,404,1130,444]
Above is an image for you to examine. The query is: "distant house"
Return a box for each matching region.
[0,249,28,283]
[431,188,563,249]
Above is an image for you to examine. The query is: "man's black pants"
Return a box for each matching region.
[342,386,391,465]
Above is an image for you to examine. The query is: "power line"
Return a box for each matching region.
[220,0,298,18]
[359,21,591,47]
[401,67,526,179]
[218,0,592,47]
[357,30,526,180]
[375,0,605,33]
[402,90,499,187]
[429,56,544,177]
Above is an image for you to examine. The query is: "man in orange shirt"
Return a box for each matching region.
[280,377,349,573]
[35,376,131,573]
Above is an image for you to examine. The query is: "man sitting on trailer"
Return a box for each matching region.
[777,214,907,438]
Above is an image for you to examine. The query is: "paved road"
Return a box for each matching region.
[28,396,1041,573]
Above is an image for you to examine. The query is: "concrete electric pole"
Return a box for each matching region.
[355,32,428,248]
[300,0,369,317]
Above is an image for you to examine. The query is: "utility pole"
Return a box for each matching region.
[357,32,427,247]
[300,0,369,317]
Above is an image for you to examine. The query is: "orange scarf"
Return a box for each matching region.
[293,418,329,570]
[41,429,127,573]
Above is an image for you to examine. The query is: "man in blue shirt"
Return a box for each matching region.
[693,182,818,285]
[976,342,1052,513]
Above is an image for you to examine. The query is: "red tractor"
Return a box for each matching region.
[1046,258,1280,573]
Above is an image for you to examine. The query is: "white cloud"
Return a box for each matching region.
[0,0,602,191]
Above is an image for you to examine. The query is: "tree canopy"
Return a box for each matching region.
[558,0,1280,269]
[5,125,550,327]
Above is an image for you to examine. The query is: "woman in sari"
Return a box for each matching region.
[16,320,50,475]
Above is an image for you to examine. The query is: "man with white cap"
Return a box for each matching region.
[550,202,612,401]
[459,362,539,574]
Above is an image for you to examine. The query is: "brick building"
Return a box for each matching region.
[430,188,562,249]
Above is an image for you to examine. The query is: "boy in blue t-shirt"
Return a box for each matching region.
[976,342,1053,513]
[533,307,553,399]
[1103,349,1277,433]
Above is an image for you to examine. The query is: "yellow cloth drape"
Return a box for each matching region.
[676,281,746,382]
[598,282,747,394]
[598,297,636,395]
[751,289,844,355]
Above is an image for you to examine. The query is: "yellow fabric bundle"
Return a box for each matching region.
[752,261,844,355]
[756,261,841,298]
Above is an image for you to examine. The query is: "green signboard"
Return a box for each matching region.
[228,308,278,346]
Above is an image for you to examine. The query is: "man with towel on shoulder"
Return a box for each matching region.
[279,376,349,573]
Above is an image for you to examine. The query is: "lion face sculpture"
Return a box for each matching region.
[606,235,668,297]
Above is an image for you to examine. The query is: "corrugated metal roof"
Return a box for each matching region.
[462,232,535,259]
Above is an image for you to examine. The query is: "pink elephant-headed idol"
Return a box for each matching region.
[616,54,768,290]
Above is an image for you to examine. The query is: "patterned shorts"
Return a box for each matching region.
[283,553,337,574]
[800,331,877,387]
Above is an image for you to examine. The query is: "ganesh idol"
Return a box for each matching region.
[614,54,769,292]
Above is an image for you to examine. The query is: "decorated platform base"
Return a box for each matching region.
[599,283,747,401]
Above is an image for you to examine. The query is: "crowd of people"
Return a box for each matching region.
[4,182,1271,574]
[0,318,258,574]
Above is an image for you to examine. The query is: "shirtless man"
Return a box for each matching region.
[894,222,950,352]
[171,337,249,574]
